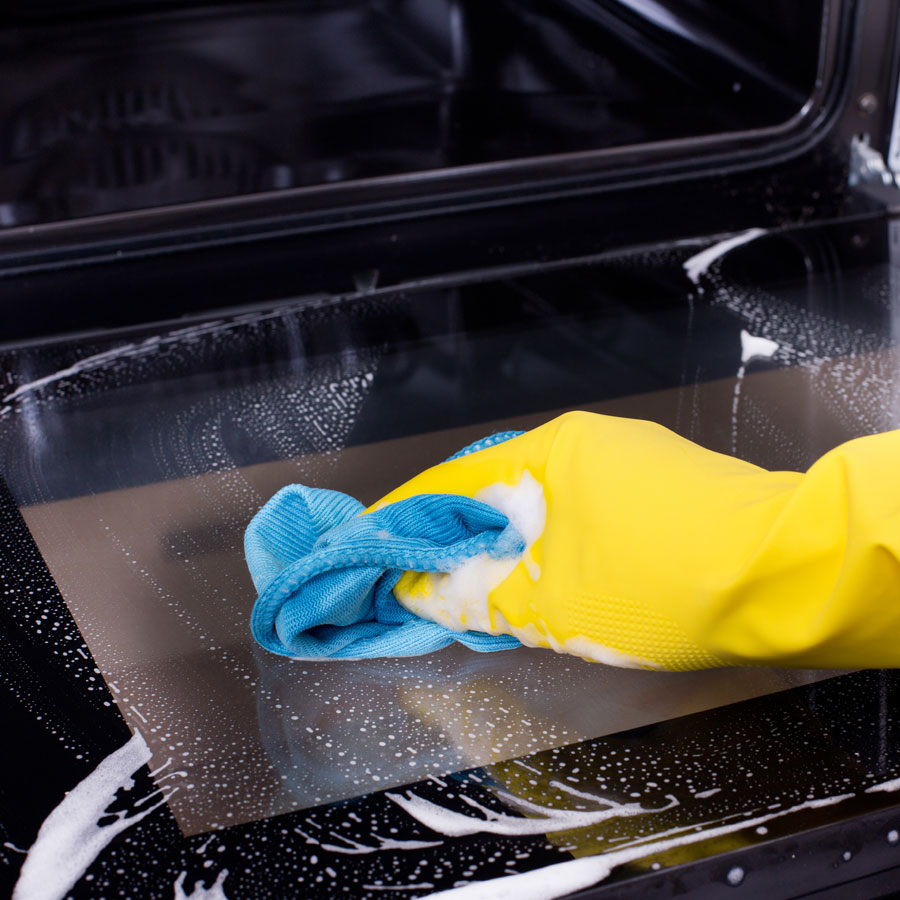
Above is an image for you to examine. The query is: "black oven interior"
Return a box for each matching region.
[0,0,826,227]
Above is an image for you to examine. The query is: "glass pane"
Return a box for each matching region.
[2,221,891,835]
[0,0,825,227]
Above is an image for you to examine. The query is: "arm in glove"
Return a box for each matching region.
[373,411,900,670]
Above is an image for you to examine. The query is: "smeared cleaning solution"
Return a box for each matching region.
[294,827,442,855]
[387,786,677,837]
[395,470,546,635]
[865,777,900,793]
[416,793,853,899]
[12,730,169,900]
[682,228,766,289]
[173,869,230,900]
[0,310,298,413]
[694,787,721,799]
[526,627,663,670]
[395,469,662,667]
[732,329,780,455]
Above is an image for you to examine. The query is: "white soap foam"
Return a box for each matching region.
[0,303,367,424]
[419,793,854,899]
[739,330,780,365]
[683,228,766,287]
[866,777,900,793]
[0,311,306,412]
[396,471,662,668]
[694,788,722,799]
[732,329,780,455]
[174,869,230,899]
[501,620,661,669]
[386,788,677,838]
[543,630,662,670]
[396,471,546,634]
[12,730,167,900]
[295,827,442,855]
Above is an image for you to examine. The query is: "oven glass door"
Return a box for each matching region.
[4,213,900,897]
[0,0,828,229]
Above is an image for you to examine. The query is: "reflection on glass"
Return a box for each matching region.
[1,224,896,834]
[0,1,825,226]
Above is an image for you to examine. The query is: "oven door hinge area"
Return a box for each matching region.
[850,133,897,187]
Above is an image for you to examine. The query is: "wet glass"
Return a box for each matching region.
[0,0,825,227]
[1,220,895,835]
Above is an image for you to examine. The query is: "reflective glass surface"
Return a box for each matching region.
[0,0,824,226]
[3,220,896,841]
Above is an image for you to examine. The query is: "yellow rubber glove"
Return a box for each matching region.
[371,411,900,671]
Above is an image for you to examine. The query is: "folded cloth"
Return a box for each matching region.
[245,433,525,659]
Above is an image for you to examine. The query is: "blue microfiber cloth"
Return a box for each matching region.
[246,432,525,659]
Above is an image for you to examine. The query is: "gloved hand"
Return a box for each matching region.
[370,411,900,670]
[247,410,900,670]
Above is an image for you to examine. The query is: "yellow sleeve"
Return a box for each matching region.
[375,411,900,670]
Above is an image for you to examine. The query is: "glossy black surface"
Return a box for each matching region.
[1,213,897,492]
[5,213,900,896]
[0,0,825,228]
[4,471,900,898]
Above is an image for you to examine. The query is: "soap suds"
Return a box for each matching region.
[694,788,722,799]
[866,777,900,793]
[12,730,167,900]
[544,631,662,670]
[500,619,661,669]
[386,787,677,837]
[396,471,662,667]
[0,310,311,413]
[174,869,230,899]
[363,884,435,892]
[732,329,780,455]
[739,330,780,365]
[419,793,854,899]
[295,827,443,855]
[683,228,766,287]
[396,471,546,634]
